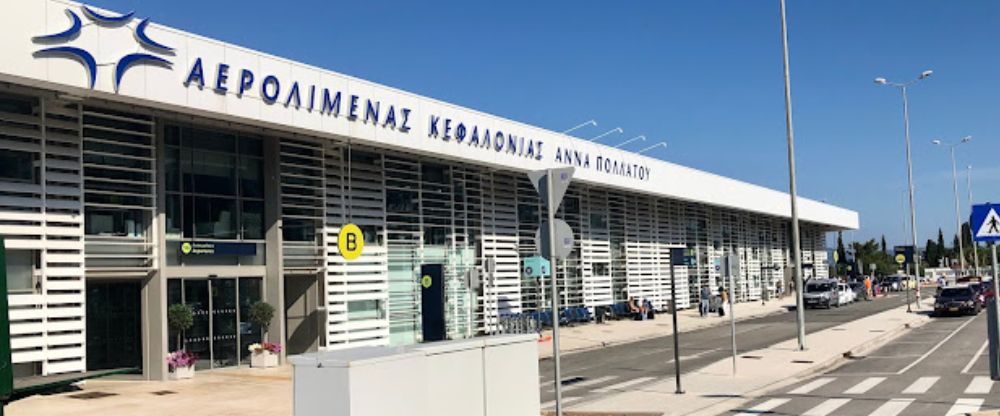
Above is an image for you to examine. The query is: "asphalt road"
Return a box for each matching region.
[538,293,911,409]
[728,306,997,416]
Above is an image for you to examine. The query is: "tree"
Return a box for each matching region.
[249,301,276,339]
[953,234,961,265]
[925,239,939,268]
[168,304,194,351]
[880,235,887,254]
[937,228,947,260]
[836,232,847,275]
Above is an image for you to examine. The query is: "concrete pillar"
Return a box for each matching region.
[146,121,169,380]
[263,136,285,360]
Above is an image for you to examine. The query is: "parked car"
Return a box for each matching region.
[848,281,865,298]
[934,286,982,316]
[837,283,854,306]
[804,279,840,309]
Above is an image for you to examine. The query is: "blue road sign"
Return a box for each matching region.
[972,203,1000,242]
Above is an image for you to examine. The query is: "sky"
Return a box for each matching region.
[89,0,1000,248]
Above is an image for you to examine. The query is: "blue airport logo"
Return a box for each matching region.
[31,5,174,91]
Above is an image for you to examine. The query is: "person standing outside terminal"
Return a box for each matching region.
[863,276,872,301]
[699,286,711,317]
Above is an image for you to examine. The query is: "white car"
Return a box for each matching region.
[837,283,854,306]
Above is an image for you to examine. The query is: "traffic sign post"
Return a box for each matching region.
[528,167,575,416]
[895,246,916,312]
[668,247,693,394]
[972,203,1000,380]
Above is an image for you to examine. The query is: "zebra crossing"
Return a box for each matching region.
[540,374,659,409]
[732,375,998,415]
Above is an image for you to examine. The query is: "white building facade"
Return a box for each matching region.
[0,0,857,380]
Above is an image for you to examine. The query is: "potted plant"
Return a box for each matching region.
[247,342,282,368]
[247,301,280,368]
[166,350,198,380]
[167,303,196,379]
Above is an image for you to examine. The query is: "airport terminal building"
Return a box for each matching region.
[0,1,857,380]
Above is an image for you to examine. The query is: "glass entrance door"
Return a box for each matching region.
[168,277,261,369]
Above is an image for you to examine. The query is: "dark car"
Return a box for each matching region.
[934,286,982,316]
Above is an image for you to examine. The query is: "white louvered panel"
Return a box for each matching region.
[324,143,390,349]
[10,322,45,336]
[45,347,84,360]
[11,336,45,350]
[0,93,87,375]
[46,306,85,319]
[11,350,45,363]
[8,308,45,321]
[44,359,85,375]
[0,225,44,235]
[46,333,84,347]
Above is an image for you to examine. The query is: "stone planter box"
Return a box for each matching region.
[169,365,195,380]
[251,351,279,368]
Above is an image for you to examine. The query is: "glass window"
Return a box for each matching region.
[593,263,609,276]
[192,152,237,196]
[165,195,183,238]
[184,128,235,153]
[242,201,264,240]
[347,299,384,320]
[6,250,37,293]
[589,213,608,230]
[195,197,237,239]
[360,225,380,245]
[239,158,263,198]
[165,124,267,241]
[85,208,144,237]
[386,190,419,213]
[0,151,36,183]
[423,227,447,246]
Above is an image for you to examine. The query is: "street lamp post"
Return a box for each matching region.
[562,119,596,135]
[589,127,623,142]
[932,136,972,273]
[638,142,667,154]
[968,165,980,275]
[613,135,646,148]
[875,70,933,310]
[779,0,806,351]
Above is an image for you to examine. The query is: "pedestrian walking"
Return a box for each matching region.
[863,276,872,301]
[718,286,728,317]
[699,286,711,317]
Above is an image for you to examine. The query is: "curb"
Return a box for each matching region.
[539,305,791,361]
[689,301,932,416]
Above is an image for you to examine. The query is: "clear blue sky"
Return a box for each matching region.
[91,0,1000,248]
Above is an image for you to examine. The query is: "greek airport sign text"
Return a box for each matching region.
[184,58,651,182]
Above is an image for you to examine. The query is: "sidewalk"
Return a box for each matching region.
[566,297,934,416]
[538,296,795,359]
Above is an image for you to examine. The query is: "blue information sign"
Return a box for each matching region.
[971,203,1000,242]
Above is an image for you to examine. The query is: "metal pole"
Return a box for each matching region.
[729,268,737,375]
[547,170,564,416]
[906,263,913,312]
[670,262,683,393]
[968,166,980,275]
[950,147,966,271]
[900,85,922,304]
[779,0,806,351]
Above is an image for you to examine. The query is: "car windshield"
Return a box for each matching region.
[939,288,971,298]
[807,283,833,292]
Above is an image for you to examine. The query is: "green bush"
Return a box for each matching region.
[167,304,194,350]
[248,301,276,335]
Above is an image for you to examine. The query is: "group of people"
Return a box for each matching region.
[698,285,730,317]
[626,297,656,320]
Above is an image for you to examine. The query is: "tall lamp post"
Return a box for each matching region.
[932,136,972,273]
[968,165,980,275]
[875,70,933,310]
[778,0,806,351]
